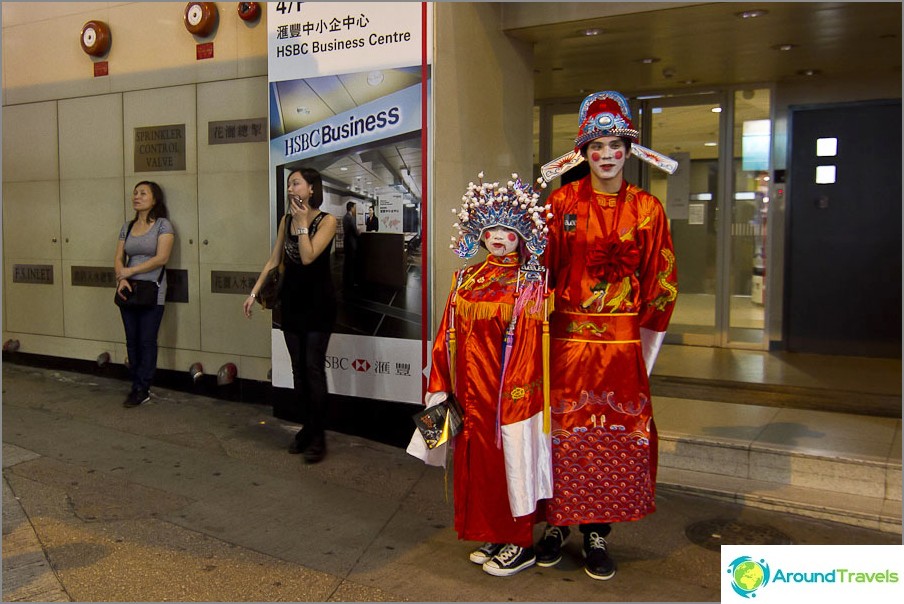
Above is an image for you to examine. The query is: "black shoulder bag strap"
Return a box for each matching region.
[310,211,327,234]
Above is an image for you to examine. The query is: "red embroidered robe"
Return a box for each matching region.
[544,176,678,525]
[427,252,551,547]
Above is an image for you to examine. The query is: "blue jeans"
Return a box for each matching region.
[120,304,165,393]
[282,330,332,440]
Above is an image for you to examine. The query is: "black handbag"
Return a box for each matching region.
[257,265,283,310]
[114,219,164,309]
[257,218,290,310]
[257,213,326,310]
[114,279,160,308]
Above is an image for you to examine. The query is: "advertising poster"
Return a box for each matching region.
[268,2,432,404]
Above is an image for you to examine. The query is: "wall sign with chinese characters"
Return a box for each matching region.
[134,124,186,172]
[210,271,259,294]
[208,118,267,145]
[71,266,116,287]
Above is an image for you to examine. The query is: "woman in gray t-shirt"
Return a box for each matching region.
[114,181,175,408]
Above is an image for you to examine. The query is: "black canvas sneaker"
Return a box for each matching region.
[482,544,536,577]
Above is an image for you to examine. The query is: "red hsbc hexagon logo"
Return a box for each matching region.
[352,359,371,372]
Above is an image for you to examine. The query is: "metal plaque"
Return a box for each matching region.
[71,266,117,288]
[134,124,186,172]
[208,118,267,145]
[211,271,259,294]
[13,264,54,284]
[165,269,189,303]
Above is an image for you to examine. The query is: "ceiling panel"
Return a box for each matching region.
[506,2,901,100]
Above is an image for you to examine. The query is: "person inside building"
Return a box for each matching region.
[365,203,379,232]
[342,200,360,290]
[114,181,175,408]
[535,90,679,580]
[408,173,553,577]
[243,167,337,464]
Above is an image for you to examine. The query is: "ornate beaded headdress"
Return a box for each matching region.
[451,172,551,267]
[574,90,639,152]
[446,174,554,437]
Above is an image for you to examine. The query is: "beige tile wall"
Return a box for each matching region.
[2,2,268,105]
[1,3,534,378]
[2,3,271,377]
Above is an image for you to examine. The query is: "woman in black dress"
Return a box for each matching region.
[244,167,338,463]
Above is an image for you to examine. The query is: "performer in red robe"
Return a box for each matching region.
[408,174,552,577]
[535,91,679,581]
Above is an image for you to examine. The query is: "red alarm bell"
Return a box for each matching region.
[184,2,218,37]
[80,20,112,56]
[237,2,260,22]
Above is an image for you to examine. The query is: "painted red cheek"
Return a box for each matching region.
[614,151,624,160]
[484,232,492,239]
[590,152,601,162]
[507,233,517,242]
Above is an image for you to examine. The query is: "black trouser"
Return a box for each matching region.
[282,330,332,442]
[580,523,612,538]
[120,304,165,393]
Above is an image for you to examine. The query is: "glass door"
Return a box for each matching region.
[727,88,771,347]
[642,93,725,346]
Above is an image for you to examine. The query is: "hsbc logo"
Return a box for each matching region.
[324,356,372,372]
[324,356,410,377]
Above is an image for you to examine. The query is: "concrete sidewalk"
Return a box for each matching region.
[2,363,898,602]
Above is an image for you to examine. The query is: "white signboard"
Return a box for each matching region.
[379,195,404,233]
[268,2,429,83]
[268,2,431,405]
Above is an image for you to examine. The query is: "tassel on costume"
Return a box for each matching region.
[446,327,456,392]
[542,317,550,434]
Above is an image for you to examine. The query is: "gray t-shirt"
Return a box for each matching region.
[119,218,175,305]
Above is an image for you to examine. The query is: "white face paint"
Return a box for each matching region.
[483,227,520,257]
[585,136,628,185]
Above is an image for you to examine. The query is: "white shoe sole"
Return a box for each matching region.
[535,555,562,568]
[585,566,616,581]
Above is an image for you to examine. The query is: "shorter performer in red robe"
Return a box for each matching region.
[408,173,552,577]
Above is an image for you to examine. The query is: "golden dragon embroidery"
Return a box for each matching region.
[649,248,677,311]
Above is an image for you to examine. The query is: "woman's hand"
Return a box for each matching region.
[116,266,134,281]
[242,295,256,318]
[289,194,312,230]
[116,278,133,301]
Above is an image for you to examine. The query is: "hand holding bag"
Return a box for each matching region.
[412,394,464,449]
[114,279,160,308]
